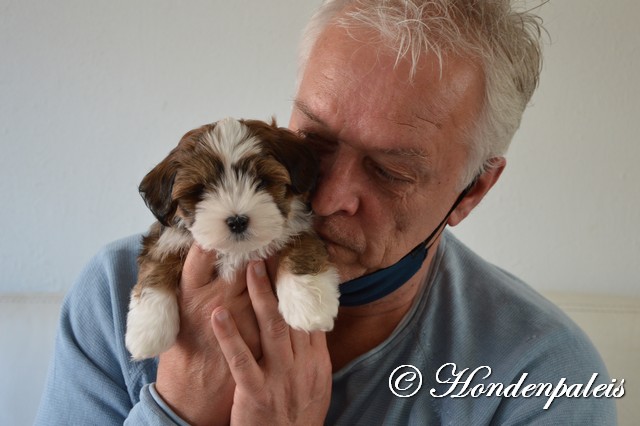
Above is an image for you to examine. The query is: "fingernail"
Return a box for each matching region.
[214,308,229,322]
[253,261,266,278]
[212,308,233,334]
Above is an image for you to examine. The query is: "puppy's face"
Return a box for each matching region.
[139,118,317,255]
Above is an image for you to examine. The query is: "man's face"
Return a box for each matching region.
[289,25,485,282]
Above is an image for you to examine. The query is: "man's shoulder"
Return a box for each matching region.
[45,232,156,416]
[437,231,567,327]
[62,233,143,324]
[432,232,606,372]
[95,233,144,266]
[329,233,616,424]
[411,233,616,422]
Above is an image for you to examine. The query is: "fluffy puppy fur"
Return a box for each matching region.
[125,117,340,360]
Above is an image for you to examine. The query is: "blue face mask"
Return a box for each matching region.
[338,181,475,306]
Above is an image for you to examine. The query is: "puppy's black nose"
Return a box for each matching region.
[226,215,249,234]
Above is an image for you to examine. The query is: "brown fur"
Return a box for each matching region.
[126,118,338,360]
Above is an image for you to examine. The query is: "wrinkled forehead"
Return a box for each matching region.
[294,25,485,149]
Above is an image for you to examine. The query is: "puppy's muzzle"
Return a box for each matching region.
[226,214,249,234]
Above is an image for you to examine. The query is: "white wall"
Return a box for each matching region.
[0,0,639,423]
[452,0,640,295]
[1,0,316,294]
[2,1,638,296]
[1,1,317,424]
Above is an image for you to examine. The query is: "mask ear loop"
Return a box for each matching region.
[421,176,479,252]
[338,176,479,306]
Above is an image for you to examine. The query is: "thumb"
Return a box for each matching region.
[180,244,218,290]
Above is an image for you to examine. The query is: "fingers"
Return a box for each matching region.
[309,329,328,349]
[212,260,333,416]
[246,261,294,365]
[211,307,264,392]
[246,261,329,357]
[181,244,217,290]
[181,245,247,298]
[212,303,333,424]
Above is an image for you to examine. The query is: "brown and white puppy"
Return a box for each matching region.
[125,117,339,360]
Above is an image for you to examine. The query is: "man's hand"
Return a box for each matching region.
[155,244,261,426]
[212,260,333,426]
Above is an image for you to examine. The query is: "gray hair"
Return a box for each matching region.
[297,0,546,187]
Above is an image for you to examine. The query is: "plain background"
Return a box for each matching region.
[0,0,638,424]
[2,1,639,296]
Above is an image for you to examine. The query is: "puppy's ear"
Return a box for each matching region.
[246,119,319,194]
[269,137,319,194]
[139,151,179,226]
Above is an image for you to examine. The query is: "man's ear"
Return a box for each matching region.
[448,157,506,226]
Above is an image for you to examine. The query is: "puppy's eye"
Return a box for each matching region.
[256,180,269,191]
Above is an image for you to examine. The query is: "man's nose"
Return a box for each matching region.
[311,149,360,217]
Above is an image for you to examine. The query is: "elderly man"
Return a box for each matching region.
[37,1,616,425]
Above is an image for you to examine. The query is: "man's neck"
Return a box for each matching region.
[326,239,440,371]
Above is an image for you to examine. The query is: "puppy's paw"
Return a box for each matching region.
[276,267,340,332]
[125,287,179,360]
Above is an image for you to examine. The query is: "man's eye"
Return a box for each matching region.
[256,179,269,190]
[368,160,414,185]
[373,164,402,183]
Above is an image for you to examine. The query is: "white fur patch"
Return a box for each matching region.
[284,199,313,236]
[190,184,284,248]
[203,117,261,166]
[276,267,340,332]
[125,287,179,360]
[152,227,193,260]
[189,165,293,280]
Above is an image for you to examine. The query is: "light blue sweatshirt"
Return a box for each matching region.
[35,232,617,425]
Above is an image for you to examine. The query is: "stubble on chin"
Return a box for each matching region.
[313,216,366,255]
[313,216,369,281]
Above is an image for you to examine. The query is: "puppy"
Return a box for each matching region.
[125,117,339,360]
